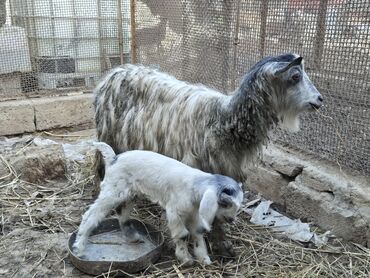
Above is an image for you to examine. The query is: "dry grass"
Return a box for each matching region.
[0,140,369,277]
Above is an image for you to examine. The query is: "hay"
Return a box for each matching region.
[0,139,369,277]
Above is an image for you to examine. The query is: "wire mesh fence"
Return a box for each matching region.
[133,0,370,177]
[0,0,369,176]
[0,0,130,98]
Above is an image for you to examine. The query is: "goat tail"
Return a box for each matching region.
[93,142,116,167]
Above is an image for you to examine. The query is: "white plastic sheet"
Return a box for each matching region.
[244,199,330,247]
[32,137,96,162]
[62,140,96,162]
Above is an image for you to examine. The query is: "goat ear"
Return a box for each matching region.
[275,56,303,75]
[198,189,219,232]
[218,193,233,209]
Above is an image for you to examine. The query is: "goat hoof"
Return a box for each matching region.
[72,246,84,258]
[180,258,194,267]
[212,240,236,258]
[201,256,212,265]
[72,240,86,258]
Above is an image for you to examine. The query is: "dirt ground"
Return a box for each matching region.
[1,131,370,278]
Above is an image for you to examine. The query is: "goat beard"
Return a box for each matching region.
[279,113,301,132]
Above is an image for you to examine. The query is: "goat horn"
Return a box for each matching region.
[275,57,303,75]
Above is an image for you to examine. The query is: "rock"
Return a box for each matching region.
[246,166,288,206]
[0,99,35,136]
[299,166,335,193]
[0,144,66,183]
[263,148,304,177]
[282,181,370,246]
[0,93,95,136]
[32,94,94,130]
[246,144,370,246]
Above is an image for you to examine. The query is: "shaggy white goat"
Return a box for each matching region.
[94,53,323,182]
[73,142,243,265]
[94,53,323,256]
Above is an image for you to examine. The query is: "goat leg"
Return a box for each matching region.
[209,218,235,258]
[92,150,104,197]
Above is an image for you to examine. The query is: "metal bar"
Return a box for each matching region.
[8,0,14,25]
[49,0,57,69]
[29,0,39,72]
[259,0,269,58]
[117,0,124,65]
[71,0,78,73]
[26,36,120,40]
[314,0,328,70]
[14,15,121,20]
[181,1,189,80]
[34,56,106,60]
[130,0,137,64]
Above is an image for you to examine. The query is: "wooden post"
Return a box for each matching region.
[8,0,13,26]
[314,0,328,70]
[232,0,241,90]
[259,0,269,58]
[221,0,233,91]
[130,0,137,64]
[97,0,105,72]
[25,0,38,71]
[181,1,189,80]
[117,0,124,65]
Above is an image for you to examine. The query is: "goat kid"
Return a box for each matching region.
[73,142,244,266]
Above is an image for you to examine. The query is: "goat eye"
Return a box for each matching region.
[222,188,233,195]
[291,73,301,82]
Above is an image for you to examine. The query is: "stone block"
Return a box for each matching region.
[263,146,303,177]
[0,144,66,183]
[32,94,94,130]
[246,166,288,206]
[282,181,370,246]
[0,99,35,135]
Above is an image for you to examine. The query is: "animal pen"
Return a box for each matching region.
[0,0,369,277]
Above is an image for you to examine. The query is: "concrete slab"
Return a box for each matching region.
[0,144,66,183]
[32,93,94,131]
[0,99,35,135]
[0,93,95,136]
[247,144,370,246]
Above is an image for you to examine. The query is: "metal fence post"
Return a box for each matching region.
[232,0,241,90]
[260,0,269,58]
[222,0,233,91]
[117,0,125,65]
[181,1,189,81]
[314,0,328,70]
[130,0,137,64]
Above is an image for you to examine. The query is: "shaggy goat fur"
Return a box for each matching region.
[94,53,323,182]
[73,142,243,265]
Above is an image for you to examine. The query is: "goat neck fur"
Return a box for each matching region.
[94,53,322,181]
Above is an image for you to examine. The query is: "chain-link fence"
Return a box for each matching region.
[0,0,369,176]
[0,0,130,99]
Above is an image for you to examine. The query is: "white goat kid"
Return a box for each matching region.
[73,142,243,265]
